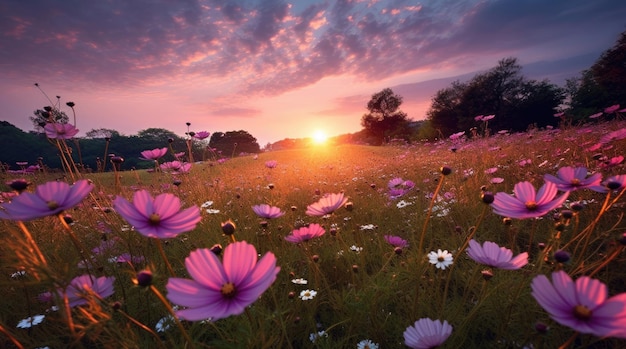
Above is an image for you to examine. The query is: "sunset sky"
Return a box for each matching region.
[1,0,625,146]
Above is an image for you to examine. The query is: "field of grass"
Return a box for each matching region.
[1,121,626,348]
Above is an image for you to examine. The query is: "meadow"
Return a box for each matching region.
[1,119,626,348]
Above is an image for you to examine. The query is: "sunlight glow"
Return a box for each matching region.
[312,130,328,144]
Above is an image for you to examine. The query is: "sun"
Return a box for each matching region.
[312,130,328,144]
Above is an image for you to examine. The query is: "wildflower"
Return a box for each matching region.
[291,278,308,285]
[589,112,603,119]
[384,235,409,248]
[140,147,168,161]
[602,175,626,191]
[0,179,93,221]
[544,166,605,192]
[306,192,348,216]
[356,339,379,349]
[61,275,116,307]
[605,104,621,114]
[166,241,280,321]
[17,314,45,329]
[491,181,569,219]
[388,177,415,198]
[299,289,317,300]
[309,330,328,343]
[44,123,79,139]
[404,318,453,349]
[193,131,210,140]
[252,204,285,219]
[160,160,192,173]
[490,177,504,184]
[285,223,325,243]
[466,240,528,270]
[428,249,453,270]
[396,200,413,208]
[113,190,201,239]
[350,245,363,253]
[360,224,376,230]
[531,271,626,338]
[265,160,277,168]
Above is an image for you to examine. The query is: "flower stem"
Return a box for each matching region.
[155,239,176,277]
[16,221,47,266]
[418,174,446,253]
[149,285,195,349]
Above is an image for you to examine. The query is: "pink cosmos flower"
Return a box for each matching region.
[44,123,79,139]
[602,175,626,191]
[0,179,93,221]
[160,161,192,174]
[604,104,621,114]
[265,160,277,168]
[140,147,168,161]
[404,318,453,349]
[491,181,569,219]
[192,131,210,140]
[466,240,528,270]
[589,112,603,119]
[285,223,325,243]
[600,128,626,144]
[306,193,348,216]
[166,241,280,321]
[112,190,201,239]
[60,275,116,307]
[384,235,409,248]
[388,178,415,199]
[252,204,285,219]
[600,155,624,169]
[531,271,626,338]
[544,166,605,192]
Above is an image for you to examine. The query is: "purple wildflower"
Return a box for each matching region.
[44,123,79,139]
[305,193,348,216]
[0,179,93,221]
[285,223,325,243]
[531,271,626,338]
[404,318,453,349]
[491,181,569,219]
[265,160,277,168]
[466,240,528,270]
[384,235,409,248]
[60,275,116,307]
[166,241,280,321]
[252,204,285,219]
[544,166,605,192]
[140,147,168,161]
[193,131,210,140]
[112,190,201,239]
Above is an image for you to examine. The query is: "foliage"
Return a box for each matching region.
[566,31,626,120]
[29,107,70,132]
[428,58,564,137]
[209,130,261,156]
[360,88,411,145]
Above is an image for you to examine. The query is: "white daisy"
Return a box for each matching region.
[428,249,454,270]
[299,289,317,300]
[350,245,363,253]
[17,314,45,328]
[205,208,220,214]
[309,330,328,343]
[396,200,413,209]
[357,339,379,349]
[201,200,214,208]
[360,224,376,230]
[291,278,308,285]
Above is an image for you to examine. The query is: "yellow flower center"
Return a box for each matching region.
[438,256,445,262]
[148,213,160,225]
[525,201,538,210]
[573,305,592,320]
[221,282,236,298]
[47,201,59,210]
[571,178,581,186]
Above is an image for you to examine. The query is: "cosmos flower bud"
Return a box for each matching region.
[618,233,626,246]
[345,202,353,211]
[135,270,153,287]
[66,101,75,108]
[554,222,565,231]
[112,301,122,310]
[288,291,296,299]
[221,220,236,235]
[394,247,403,255]
[606,180,622,190]
[560,210,573,220]
[481,192,494,204]
[503,217,512,225]
[311,255,320,263]
[481,269,494,281]
[172,179,182,187]
[260,220,268,228]
[554,250,571,263]
[7,179,30,193]
[352,264,359,273]
[210,244,223,255]
[440,166,452,176]
[535,321,549,334]
[570,201,584,211]
[110,156,124,164]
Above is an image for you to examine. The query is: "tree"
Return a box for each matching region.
[427,58,563,136]
[209,130,260,156]
[85,128,120,139]
[360,88,411,145]
[29,107,70,132]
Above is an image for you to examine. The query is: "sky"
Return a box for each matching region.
[1,0,625,146]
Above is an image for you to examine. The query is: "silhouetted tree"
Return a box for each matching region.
[209,130,260,156]
[360,88,411,145]
[85,128,120,139]
[29,107,70,132]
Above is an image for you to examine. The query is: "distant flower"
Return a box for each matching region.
[356,339,379,349]
[396,200,413,208]
[466,240,528,270]
[291,278,308,285]
[602,175,626,191]
[449,131,465,141]
[265,160,277,168]
[166,241,280,321]
[490,177,504,184]
[600,155,624,169]
[17,314,45,328]
[299,289,317,300]
[360,224,376,230]
[61,275,116,307]
[0,179,93,221]
[544,166,605,192]
[309,330,328,343]
[518,159,532,167]
[428,249,453,270]
[388,177,415,198]
[491,181,569,219]
[113,190,201,239]
[285,223,325,243]
[485,167,498,174]
[201,201,214,208]
[600,128,626,144]
[404,318,453,349]
[350,245,363,253]
[306,193,348,216]
[193,131,210,140]
[384,235,409,248]
[44,123,79,139]
[140,147,168,161]
[531,271,626,338]
[252,204,285,219]
[605,104,621,114]
[160,161,192,174]
[589,112,603,119]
